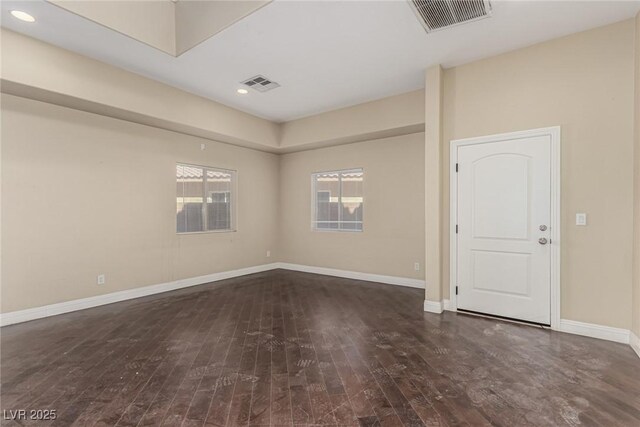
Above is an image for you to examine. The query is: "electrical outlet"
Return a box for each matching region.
[576,213,587,226]
[266,250,271,258]
[97,274,105,285]
[200,143,206,151]
[414,262,420,271]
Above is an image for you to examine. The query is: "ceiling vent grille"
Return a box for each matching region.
[241,75,280,93]
[408,0,492,33]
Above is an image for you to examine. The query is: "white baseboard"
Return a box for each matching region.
[630,331,640,359]
[558,319,630,344]
[423,300,443,314]
[434,304,637,355]
[4,263,637,360]
[1,263,424,327]
[276,263,425,289]
[423,299,451,314]
[0,263,280,327]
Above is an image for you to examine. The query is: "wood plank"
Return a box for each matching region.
[0,270,638,427]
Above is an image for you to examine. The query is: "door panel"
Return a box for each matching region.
[457,135,551,325]
[471,250,531,296]
[472,154,530,240]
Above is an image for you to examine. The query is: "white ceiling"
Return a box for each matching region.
[2,0,639,122]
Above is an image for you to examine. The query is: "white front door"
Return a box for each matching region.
[456,134,551,325]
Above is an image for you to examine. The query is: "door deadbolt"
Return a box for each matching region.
[539,225,548,231]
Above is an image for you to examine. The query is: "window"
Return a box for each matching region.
[312,168,363,231]
[176,164,236,233]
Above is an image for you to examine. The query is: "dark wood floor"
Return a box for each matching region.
[1,270,639,426]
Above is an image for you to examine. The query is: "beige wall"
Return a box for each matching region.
[1,94,279,313]
[279,133,425,280]
[280,90,425,151]
[441,20,636,329]
[1,17,638,334]
[633,11,640,337]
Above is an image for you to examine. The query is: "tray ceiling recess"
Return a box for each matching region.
[48,0,272,56]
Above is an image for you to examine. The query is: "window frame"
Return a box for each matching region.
[311,168,364,233]
[176,163,237,234]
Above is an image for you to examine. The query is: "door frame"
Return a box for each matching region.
[449,126,561,330]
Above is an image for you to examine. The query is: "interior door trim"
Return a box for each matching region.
[449,126,561,330]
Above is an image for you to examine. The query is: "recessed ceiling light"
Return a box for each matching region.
[10,10,36,23]
[237,88,248,95]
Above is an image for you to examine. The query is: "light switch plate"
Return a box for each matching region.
[576,213,587,226]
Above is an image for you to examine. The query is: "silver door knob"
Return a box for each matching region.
[539,225,547,231]
[538,238,548,245]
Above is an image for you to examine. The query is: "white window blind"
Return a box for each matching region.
[312,168,363,231]
[176,164,236,233]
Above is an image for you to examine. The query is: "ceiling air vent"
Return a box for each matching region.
[408,0,492,33]
[241,75,280,93]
